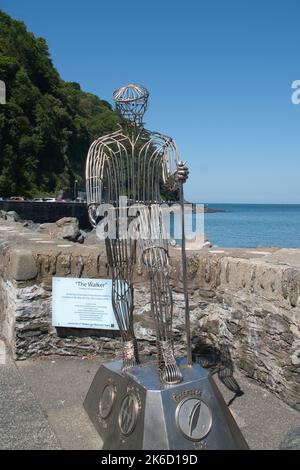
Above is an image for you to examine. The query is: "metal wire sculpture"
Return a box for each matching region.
[86,84,188,384]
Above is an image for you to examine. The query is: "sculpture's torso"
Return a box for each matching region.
[86,126,178,205]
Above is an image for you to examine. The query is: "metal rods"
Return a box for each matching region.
[86,84,189,384]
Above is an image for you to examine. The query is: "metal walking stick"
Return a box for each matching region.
[178,162,192,366]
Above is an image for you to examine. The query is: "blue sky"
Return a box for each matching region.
[1,0,300,203]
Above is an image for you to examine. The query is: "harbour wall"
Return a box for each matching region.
[0,201,90,229]
[0,219,299,410]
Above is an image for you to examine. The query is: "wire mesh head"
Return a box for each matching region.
[113,84,149,125]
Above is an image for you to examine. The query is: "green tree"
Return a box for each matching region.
[0,10,120,197]
[0,10,177,200]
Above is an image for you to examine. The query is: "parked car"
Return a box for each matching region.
[43,197,56,202]
[32,198,44,202]
[10,196,24,202]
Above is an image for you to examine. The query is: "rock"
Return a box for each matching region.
[185,234,211,250]
[39,223,55,230]
[56,217,78,228]
[27,221,40,231]
[291,350,300,366]
[61,224,80,242]
[36,218,85,244]
[76,231,86,244]
[55,217,83,243]
[6,211,20,222]
[9,249,38,281]
[38,223,59,237]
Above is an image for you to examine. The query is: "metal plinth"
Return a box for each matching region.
[84,358,248,450]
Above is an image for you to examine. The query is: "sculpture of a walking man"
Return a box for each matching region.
[86,84,188,385]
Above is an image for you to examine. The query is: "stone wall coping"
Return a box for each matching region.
[1,220,300,280]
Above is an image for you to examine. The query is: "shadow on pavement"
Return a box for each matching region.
[192,337,244,407]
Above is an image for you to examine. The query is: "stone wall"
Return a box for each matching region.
[0,219,299,410]
[190,251,300,410]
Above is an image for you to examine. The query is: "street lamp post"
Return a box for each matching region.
[74,179,78,201]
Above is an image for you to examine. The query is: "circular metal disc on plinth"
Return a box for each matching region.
[118,393,140,436]
[99,384,116,419]
[176,397,212,441]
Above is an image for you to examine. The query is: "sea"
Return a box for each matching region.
[202,204,300,248]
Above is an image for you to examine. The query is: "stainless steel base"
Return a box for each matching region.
[84,357,248,450]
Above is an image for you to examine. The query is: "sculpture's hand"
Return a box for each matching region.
[88,204,98,227]
[176,161,189,184]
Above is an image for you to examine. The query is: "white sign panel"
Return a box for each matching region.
[52,277,118,330]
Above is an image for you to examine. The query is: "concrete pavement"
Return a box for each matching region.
[0,349,299,449]
[0,351,60,449]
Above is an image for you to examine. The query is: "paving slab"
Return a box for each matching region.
[0,351,61,450]
[213,372,300,450]
[17,356,102,450]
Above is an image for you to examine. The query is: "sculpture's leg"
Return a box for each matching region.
[105,236,140,373]
[147,254,183,384]
[139,205,183,384]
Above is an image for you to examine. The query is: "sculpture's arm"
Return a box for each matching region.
[161,137,179,190]
[156,134,189,190]
[85,136,109,227]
